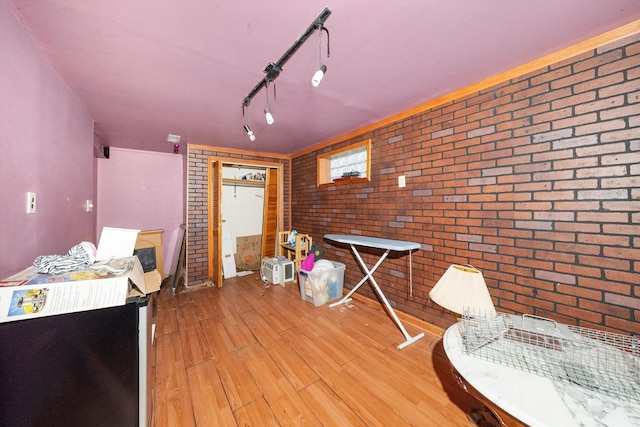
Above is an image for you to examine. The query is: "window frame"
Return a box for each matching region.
[317,139,371,186]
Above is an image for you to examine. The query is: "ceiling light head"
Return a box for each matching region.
[264,107,274,125]
[311,64,327,87]
[243,124,256,141]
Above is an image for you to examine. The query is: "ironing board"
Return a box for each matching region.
[325,234,425,349]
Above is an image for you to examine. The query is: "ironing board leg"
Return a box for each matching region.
[332,245,425,349]
[329,246,388,308]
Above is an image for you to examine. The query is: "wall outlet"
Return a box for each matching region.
[398,175,406,188]
[26,192,36,214]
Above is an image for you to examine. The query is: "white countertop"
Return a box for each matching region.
[443,323,640,427]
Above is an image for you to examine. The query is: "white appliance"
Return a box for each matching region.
[261,257,295,285]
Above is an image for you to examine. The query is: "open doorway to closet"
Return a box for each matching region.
[207,157,283,287]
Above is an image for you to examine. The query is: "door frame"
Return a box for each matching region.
[207,156,283,287]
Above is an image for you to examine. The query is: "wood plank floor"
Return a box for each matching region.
[151,272,482,426]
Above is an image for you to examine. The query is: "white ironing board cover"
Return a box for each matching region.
[324,234,420,251]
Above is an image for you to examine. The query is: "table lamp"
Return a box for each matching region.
[429,264,496,317]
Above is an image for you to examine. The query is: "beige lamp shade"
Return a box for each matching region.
[429,264,496,317]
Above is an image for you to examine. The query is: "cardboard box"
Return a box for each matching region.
[0,256,160,323]
[234,234,262,271]
[0,227,161,323]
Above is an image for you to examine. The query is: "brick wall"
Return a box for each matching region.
[186,146,290,287]
[291,33,640,335]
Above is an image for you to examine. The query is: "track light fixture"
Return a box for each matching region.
[312,64,327,88]
[264,107,274,125]
[242,99,256,141]
[242,103,256,141]
[244,124,255,141]
[312,22,330,87]
[264,82,275,125]
[241,7,331,129]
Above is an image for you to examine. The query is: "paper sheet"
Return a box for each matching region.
[96,227,140,260]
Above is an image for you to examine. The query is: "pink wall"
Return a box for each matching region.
[0,0,96,278]
[96,148,184,276]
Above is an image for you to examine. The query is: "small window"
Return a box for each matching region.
[317,139,371,186]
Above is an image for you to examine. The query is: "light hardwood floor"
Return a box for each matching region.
[151,272,483,426]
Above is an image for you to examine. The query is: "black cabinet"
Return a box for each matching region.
[0,297,150,426]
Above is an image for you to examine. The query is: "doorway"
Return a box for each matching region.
[207,157,282,287]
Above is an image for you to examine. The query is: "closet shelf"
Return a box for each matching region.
[222,178,265,188]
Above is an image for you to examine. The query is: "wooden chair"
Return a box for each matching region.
[277,231,312,273]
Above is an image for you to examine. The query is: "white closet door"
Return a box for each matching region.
[221,219,237,278]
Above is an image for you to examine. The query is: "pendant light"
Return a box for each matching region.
[264,82,275,125]
[311,25,330,87]
[242,103,255,141]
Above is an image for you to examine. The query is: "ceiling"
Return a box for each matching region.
[9,1,640,155]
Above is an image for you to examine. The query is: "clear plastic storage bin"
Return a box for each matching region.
[298,261,345,307]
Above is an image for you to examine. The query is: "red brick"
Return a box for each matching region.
[495,79,530,96]
[575,118,627,136]
[514,122,551,137]
[552,69,596,89]
[555,305,603,324]
[532,148,573,162]
[573,49,621,72]
[555,261,601,277]
[513,102,550,119]
[605,269,640,286]
[496,99,530,114]
[601,104,640,120]
[532,188,575,200]
[604,317,640,335]
[469,109,497,123]
[626,41,640,56]
[601,127,640,142]
[605,292,640,309]
[553,112,598,130]
[556,283,602,301]
[577,212,629,223]
[599,80,640,98]
[574,94,624,114]
[603,247,640,261]
[530,66,571,86]
[576,165,627,178]
[599,55,640,75]
[628,66,640,80]
[578,255,630,271]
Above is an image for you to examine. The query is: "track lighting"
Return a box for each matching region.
[242,102,256,141]
[244,124,255,141]
[241,7,331,126]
